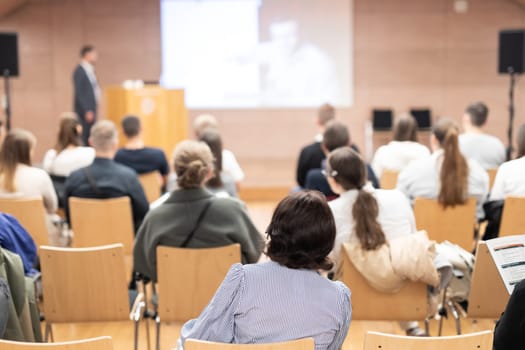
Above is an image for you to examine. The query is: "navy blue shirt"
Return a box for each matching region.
[114,147,169,176]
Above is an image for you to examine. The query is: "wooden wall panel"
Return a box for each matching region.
[0,0,524,187]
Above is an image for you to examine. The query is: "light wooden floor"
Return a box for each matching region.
[46,201,496,349]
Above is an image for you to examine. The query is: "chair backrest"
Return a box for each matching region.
[69,197,134,254]
[0,336,113,350]
[413,197,476,251]
[379,170,399,190]
[363,330,493,350]
[468,241,509,319]
[184,338,314,350]
[486,168,498,190]
[156,244,241,322]
[339,247,427,321]
[0,197,48,247]
[499,196,525,236]
[40,244,129,323]
[138,172,162,203]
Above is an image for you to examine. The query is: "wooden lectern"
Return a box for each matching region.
[105,85,188,157]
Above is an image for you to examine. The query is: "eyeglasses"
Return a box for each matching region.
[322,169,338,178]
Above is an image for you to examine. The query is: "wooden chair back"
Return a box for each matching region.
[156,244,241,322]
[363,330,493,350]
[69,197,134,254]
[184,338,314,350]
[414,198,477,251]
[0,197,49,247]
[339,246,427,321]
[40,244,129,323]
[486,168,498,190]
[499,196,525,236]
[468,241,509,319]
[379,170,399,190]
[138,172,162,203]
[0,336,113,350]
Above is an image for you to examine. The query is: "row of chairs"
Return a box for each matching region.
[0,331,494,350]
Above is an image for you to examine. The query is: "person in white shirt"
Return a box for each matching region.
[193,114,245,191]
[459,101,506,170]
[397,119,489,219]
[372,114,430,178]
[491,124,525,201]
[43,113,95,177]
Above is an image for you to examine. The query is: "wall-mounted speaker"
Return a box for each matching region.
[372,109,393,131]
[410,109,431,130]
[0,33,19,77]
[498,29,525,74]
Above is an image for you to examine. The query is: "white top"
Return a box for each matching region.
[222,149,244,182]
[396,150,489,218]
[43,147,95,177]
[490,156,525,201]
[371,141,431,177]
[459,133,506,170]
[328,187,416,263]
[0,164,58,213]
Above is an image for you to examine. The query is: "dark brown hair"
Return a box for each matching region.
[433,119,469,207]
[517,124,525,158]
[327,147,386,251]
[121,115,141,138]
[198,129,223,188]
[465,102,488,127]
[55,113,82,152]
[266,191,335,271]
[323,120,350,152]
[80,45,95,58]
[0,129,36,192]
[393,114,418,142]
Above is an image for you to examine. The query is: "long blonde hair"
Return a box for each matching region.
[0,129,36,192]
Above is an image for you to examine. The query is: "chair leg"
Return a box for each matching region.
[142,281,151,350]
[155,316,161,350]
[447,299,462,335]
[134,317,139,350]
[424,318,430,336]
[44,323,54,342]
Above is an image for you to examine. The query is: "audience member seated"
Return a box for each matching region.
[43,113,95,206]
[178,191,351,350]
[325,147,439,336]
[397,119,489,219]
[0,213,37,276]
[304,120,379,199]
[490,124,525,201]
[133,140,264,282]
[64,120,149,232]
[199,128,238,197]
[193,114,245,192]
[114,115,169,188]
[0,128,58,218]
[493,278,525,350]
[371,114,430,178]
[459,101,506,170]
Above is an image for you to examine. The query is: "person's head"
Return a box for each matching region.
[322,120,350,153]
[0,129,37,192]
[393,114,418,142]
[89,120,118,157]
[266,190,335,271]
[432,118,468,207]
[193,114,219,138]
[325,147,386,251]
[198,129,223,188]
[517,124,525,158]
[173,140,214,189]
[55,113,83,152]
[80,45,97,65]
[463,102,489,129]
[317,103,336,128]
[121,115,142,139]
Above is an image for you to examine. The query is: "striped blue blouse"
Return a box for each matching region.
[180,261,352,350]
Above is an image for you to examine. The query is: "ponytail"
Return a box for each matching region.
[352,189,386,250]
[437,124,468,207]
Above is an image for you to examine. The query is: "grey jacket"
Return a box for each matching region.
[133,188,264,281]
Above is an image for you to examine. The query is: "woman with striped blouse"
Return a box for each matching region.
[179,191,352,350]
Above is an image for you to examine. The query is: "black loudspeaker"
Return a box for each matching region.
[0,33,19,77]
[410,109,431,130]
[372,109,393,131]
[498,30,525,74]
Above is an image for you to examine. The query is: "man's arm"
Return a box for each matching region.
[73,66,96,118]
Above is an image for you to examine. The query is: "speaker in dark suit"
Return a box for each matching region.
[73,45,100,144]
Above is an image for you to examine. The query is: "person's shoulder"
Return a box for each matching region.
[210,196,246,213]
[143,147,167,158]
[111,161,139,177]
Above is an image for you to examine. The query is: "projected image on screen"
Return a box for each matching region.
[160,0,353,108]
